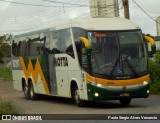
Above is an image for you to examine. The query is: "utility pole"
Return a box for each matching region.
[156,17,160,36]
[123,0,130,19]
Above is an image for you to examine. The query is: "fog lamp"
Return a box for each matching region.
[95,93,99,97]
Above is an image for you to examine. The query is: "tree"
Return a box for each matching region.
[0,34,12,63]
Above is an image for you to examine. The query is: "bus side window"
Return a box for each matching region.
[36,46,44,55]
[30,39,44,56]
[60,29,73,55]
[21,40,28,56]
[72,27,87,61]
[50,31,60,54]
[75,41,82,65]
[17,41,22,56]
[66,44,75,58]
[12,40,18,56]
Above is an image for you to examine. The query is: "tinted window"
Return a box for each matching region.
[72,27,87,41]
[72,27,87,60]
[12,39,18,56]
[30,40,44,56]
[60,29,72,52]
[50,31,60,54]
[50,28,74,58]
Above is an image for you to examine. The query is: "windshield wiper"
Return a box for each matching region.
[110,51,139,77]
[110,56,120,76]
[123,58,138,77]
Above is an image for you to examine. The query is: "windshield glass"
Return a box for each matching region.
[88,31,147,78]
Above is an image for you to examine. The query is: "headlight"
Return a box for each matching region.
[88,80,107,88]
[88,80,97,86]
[97,83,102,87]
[143,80,150,86]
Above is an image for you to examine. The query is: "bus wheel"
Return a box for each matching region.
[28,82,38,100]
[23,83,30,100]
[119,98,131,106]
[73,85,85,107]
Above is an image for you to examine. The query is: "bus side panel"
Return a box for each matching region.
[12,58,24,91]
[19,56,51,95]
[12,70,24,91]
[81,71,88,100]
[32,74,47,95]
[56,70,69,97]
[54,54,81,98]
[68,70,88,100]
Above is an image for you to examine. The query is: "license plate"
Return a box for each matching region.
[120,93,130,97]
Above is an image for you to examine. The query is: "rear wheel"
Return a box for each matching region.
[119,98,131,106]
[28,82,38,100]
[73,85,86,107]
[23,82,30,100]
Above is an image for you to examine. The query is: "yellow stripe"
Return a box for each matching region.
[86,73,149,86]
[19,57,50,94]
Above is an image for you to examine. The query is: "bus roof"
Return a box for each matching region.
[54,17,140,30]
[15,17,140,37]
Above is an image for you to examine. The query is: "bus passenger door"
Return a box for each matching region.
[48,31,59,95]
[48,54,58,95]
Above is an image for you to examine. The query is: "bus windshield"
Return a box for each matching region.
[88,31,147,78]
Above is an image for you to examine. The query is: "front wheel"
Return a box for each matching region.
[73,85,86,107]
[119,98,131,106]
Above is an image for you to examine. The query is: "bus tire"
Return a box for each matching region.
[23,82,30,100]
[73,85,86,107]
[28,82,38,100]
[119,98,131,106]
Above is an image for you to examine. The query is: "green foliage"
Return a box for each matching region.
[0,101,18,114]
[0,34,12,63]
[154,50,160,64]
[0,65,12,81]
[149,51,160,94]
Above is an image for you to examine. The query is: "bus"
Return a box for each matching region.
[12,17,151,107]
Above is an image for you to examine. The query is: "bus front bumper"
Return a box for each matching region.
[87,83,149,101]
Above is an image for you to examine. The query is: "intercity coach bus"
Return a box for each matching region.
[12,17,151,107]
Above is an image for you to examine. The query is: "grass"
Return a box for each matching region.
[0,65,18,114]
[0,101,18,114]
[0,64,12,81]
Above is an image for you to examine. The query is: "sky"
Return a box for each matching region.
[0,0,160,36]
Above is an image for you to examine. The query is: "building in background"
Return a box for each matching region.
[89,0,119,18]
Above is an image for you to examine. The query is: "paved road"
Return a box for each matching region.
[0,80,160,115]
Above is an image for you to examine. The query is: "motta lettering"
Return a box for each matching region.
[54,57,68,67]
